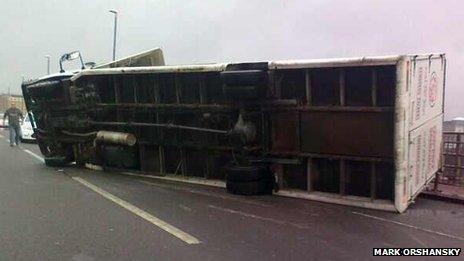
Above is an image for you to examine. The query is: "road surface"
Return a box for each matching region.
[0,130,462,260]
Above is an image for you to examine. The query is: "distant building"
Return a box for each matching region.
[0,94,27,113]
[443,117,464,133]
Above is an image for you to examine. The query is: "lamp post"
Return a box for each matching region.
[109,10,118,61]
[45,55,50,74]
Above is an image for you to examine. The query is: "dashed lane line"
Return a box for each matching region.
[139,180,271,207]
[72,176,201,245]
[13,139,201,245]
[0,132,44,162]
[22,149,45,163]
[208,204,311,230]
[352,211,464,241]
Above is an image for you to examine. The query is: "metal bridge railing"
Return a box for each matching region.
[438,131,464,187]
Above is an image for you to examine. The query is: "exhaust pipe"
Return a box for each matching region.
[95,131,136,146]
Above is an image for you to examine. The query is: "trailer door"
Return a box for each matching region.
[407,55,445,199]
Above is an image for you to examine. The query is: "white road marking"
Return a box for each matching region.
[123,171,226,188]
[22,149,45,163]
[409,233,428,248]
[0,133,44,162]
[72,176,201,245]
[352,211,464,241]
[139,180,271,207]
[14,139,200,244]
[0,132,44,162]
[208,204,311,230]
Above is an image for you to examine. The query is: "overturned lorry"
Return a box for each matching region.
[22,50,445,212]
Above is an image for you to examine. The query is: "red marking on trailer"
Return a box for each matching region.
[428,125,437,172]
[429,72,438,107]
[415,135,422,186]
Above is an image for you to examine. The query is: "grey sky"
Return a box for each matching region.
[1,0,462,119]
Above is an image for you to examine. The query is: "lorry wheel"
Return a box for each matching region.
[220,70,267,86]
[225,164,270,182]
[226,178,274,195]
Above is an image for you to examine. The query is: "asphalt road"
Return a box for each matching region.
[0,131,462,260]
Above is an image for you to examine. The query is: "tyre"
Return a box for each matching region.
[226,178,274,195]
[220,70,267,86]
[225,164,270,182]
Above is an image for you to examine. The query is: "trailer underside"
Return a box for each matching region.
[22,55,405,211]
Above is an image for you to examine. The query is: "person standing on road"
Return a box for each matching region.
[3,104,23,147]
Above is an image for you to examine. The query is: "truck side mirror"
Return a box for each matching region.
[59,51,86,73]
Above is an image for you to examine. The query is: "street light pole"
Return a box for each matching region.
[45,55,50,74]
[110,10,118,61]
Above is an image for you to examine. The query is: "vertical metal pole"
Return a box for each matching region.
[199,76,206,104]
[339,69,345,106]
[261,111,269,152]
[180,148,187,176]
[371,69,377,107]
[45,55,50,75]
[113,13,117,61]
[113,76,120,103]
[370,162,376,201]
[275,73,282,99]
[153,76,165,176]
[297,112,301,151]
[457,134,461,178]
[277,165,284,190]
[139,145,146,172]
[340,159,345,195]
[110,10,118,61]
[307,158,312,192]
[175,77,181,103]
[133,78,138,103]
[113,76,120,124]
[159,146,165,176]
[305,69,311,105]
[154,76,161,103]
[205,153,212,179]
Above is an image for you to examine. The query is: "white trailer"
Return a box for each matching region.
[23,52,445,212]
